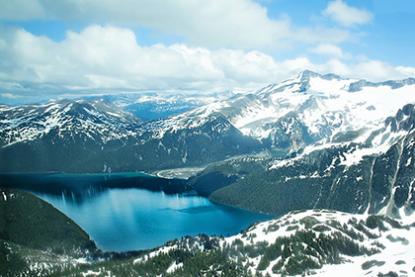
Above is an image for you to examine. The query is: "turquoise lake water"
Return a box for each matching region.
[38,188,269,251]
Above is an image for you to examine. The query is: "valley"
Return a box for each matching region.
[2,71,415,276]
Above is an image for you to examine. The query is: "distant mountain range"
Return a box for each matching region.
[0,97,260,172]
[84,90,234,121]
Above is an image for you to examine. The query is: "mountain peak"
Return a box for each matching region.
[297,70,343,82]
[297,69,320,79]
[256,70,345,95]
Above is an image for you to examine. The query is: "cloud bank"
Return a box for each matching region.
[0,0,413,102]
[0,25,413,98]
[0,0,350,50]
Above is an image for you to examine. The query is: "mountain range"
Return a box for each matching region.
[2,71,415,217]
[2,70,415,276]
[2,70,415,173]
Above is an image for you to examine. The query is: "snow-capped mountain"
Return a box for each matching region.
[1,70,415,177]
[181,71,415,218]
[0,99,141,148]
[0,98,260,172]
[180,70,415,154]
[192,103,415,220]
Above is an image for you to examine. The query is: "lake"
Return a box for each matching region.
[37,188,269,251]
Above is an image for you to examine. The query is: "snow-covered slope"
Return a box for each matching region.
[10,207,415,276]
[178,70,415,155]
[224,209,415,276]
[112,209,415,277]
[235,70,415,136]
[193,103,415,217]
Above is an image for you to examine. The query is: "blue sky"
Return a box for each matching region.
[5,0,414,64]
[263,0,415,64]
[0,0,414,103]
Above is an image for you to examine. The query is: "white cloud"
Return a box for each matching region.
[311,43,343,58]
[0,25,285,91]
[316,58,415,81]
[324,0,373,27]
[0,25,413,98]
[396,66,415,77]
[0,0,350,49]
[0,92,21,99]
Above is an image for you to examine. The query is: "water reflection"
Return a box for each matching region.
[38,188,269,251]
[0,172,188,204]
